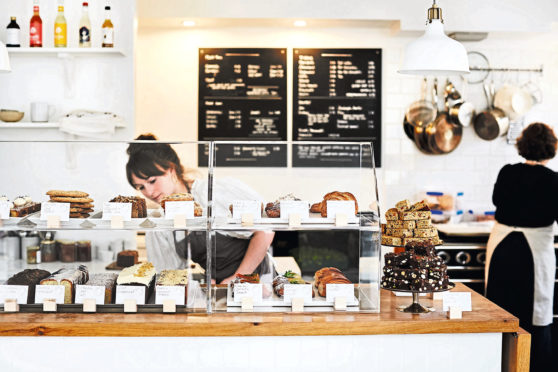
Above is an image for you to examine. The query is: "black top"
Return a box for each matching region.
[493,163,558,227]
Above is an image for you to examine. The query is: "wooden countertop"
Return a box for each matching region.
[0,283,518,337]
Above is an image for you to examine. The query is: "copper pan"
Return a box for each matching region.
[426,112,463,154]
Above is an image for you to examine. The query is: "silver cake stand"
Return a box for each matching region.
[382,282,455,314]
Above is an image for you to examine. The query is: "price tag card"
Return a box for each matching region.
[232,200,261,220]
[326,200,355,219]
[326,283,354,302]
[155,286,186,306]
[283,284,313,304]
[0,285,29,305]
[115,285,146,305]
[164,201,194,220]
[40,202,70,222]
[280,201,310,220]
[102,202,132,221]
[442,292,472,312]
[0,201,9,219]
[233,283,263,304]
[75,285,106,305]
[35,285,65,304]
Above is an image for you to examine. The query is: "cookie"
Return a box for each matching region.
[70,207,94,213]
[50,196,94,203]
[70,213,90,218]
[69,203,94,209]
[46,190,89,198]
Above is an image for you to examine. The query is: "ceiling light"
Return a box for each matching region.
[293,20,307,27]
[182,20,196,27]
[0,41,11,72]
[399,0,469,76]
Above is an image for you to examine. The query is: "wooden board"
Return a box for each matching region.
[502,327,531,372]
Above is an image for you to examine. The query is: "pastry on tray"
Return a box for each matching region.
[7,269,51,303]
[86,273,118,304]
[109,195,146,218]
[116,250,139,268]
[6,196,41,217]
[160,193,203,217]
[39,265,89,304]
[272,270,313,297]
[311,191,358,218]
[313,267,352,297]
[46,190,94,218]
[116,262,156,302]
[265,193,301,218]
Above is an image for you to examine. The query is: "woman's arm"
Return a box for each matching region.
[220,231,275,284]
[492,165,508,207]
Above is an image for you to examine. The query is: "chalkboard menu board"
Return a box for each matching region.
[293,48,381,167]
[198,48,287,167]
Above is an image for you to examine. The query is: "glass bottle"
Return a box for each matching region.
[102,6,114,48]
[54,4,67,48]
[29,2,42,48]
[79,2,91,48]
[6,17,20,47]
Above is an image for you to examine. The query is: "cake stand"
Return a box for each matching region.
[382,282,455,314]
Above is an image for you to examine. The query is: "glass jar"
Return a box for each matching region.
[77,240,91,262]
[40,239,57,262]
[58,240,76,262]
[26,245,40,264]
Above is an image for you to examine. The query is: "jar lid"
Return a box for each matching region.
[27,245,39,250]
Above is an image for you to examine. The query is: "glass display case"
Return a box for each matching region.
[0,140,380,314]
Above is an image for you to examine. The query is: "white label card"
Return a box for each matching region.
[280,201,310,220]
[102,202,132,221]
[165,201,194,220]
[155,286,186,306]
[232,200,261,220]
[283,284,313,303]
[0,285,29,305]
[326,200,355,219]
[442,292,472,312]
[75,285,106,305]
[233,283,263,303]
[0,201,9,219]
[35,285,65,304]
[115,286,146,305]
[326,283,354,302]
[40,202,70,222]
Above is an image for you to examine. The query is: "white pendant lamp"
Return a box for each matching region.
[0,40,11,72]
[399,0,469,76]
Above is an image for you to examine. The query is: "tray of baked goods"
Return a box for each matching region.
[380,199,443,247]
[225,268,359,307]
[0,262,207,313]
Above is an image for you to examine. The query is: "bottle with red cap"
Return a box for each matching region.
[29,0,42,47]
[79,2,91,47]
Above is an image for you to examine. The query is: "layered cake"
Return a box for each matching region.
[7,196,41,217]
[39,265,89,304]
[116,250,139,268]
[116,262,156,302]
[272,270,312,297]
[156,269,189,303]
[382,240,449,291]
[85,273,118,304]
[313,267,352,297]
[6,269,51,303]
[109,196,147,218]
[160,193,203,217]
[381,199,442,246]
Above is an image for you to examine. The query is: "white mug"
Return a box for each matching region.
[30,102,55,122]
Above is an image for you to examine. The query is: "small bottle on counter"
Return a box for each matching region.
[6,17,21,47]
[102,6,114,48]
[79,2,92,48]
[59,240,76,262]
[26,245,40,264]
[54,3,67,48]
[29,1,42,48]
[40,239,57,262]
[77,240,92,262]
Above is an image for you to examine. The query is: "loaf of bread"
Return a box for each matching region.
[85,273,118,304]
[160,193,202,217]
[116,250,139,268]
[117,262,156,303]
[318,191,358,218]
[40,265,89,304]
[387,220,416,229]
[7,269,51,304]
[109,196,147,218]
[156,269,189,303]
[313,267,352,297]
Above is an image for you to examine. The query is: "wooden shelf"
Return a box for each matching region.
[7,47,125,57]
[0,122,126,129]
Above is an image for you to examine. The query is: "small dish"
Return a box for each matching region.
[0,110,24,122]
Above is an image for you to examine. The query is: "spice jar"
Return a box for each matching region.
[26,245,40,264]
[40,239,57,262]
[77,240,91,262]
[58,240,76,262]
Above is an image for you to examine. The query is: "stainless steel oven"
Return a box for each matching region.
[436,242,486,294]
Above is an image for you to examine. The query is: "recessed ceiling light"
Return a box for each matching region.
[183,20,196,27]
[293,20,307,27]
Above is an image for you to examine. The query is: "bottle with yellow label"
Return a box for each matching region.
[54,4,67,47]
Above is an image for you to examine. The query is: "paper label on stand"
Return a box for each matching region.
[283,284,313,303]
[155,286,185,306]
[326,200,355,219]
[102,202,132,221]
[233,283,262,303]
[75,285,106,305]
[232,200,261,220]
[0,285,29,304]
[0,201,9,219]
[164,201,194,219]
[280,201,310,219]
[326,284,354,302]
[115,286,146,305]
[442,292,472,311]
[35,285,65,304]
[40,202,70,221]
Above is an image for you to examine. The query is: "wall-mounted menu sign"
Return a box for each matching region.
[293,49,381,167]
[198,48,287,167]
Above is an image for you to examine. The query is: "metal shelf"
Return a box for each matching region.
[7,47,125,57]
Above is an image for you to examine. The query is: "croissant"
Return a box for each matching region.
[310,202,322,213]
[318,276,352,297]
[314,267,343,286]
[319,191,358,218]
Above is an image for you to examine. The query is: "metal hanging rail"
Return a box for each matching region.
[469,66,543,73]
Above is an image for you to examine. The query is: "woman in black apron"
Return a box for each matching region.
[485,123,558,371]
[125,134,274,284]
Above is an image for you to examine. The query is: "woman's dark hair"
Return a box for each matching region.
[516,122,557,161]
[126,133,186,188]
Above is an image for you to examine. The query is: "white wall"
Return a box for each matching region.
[136,23,558,213]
